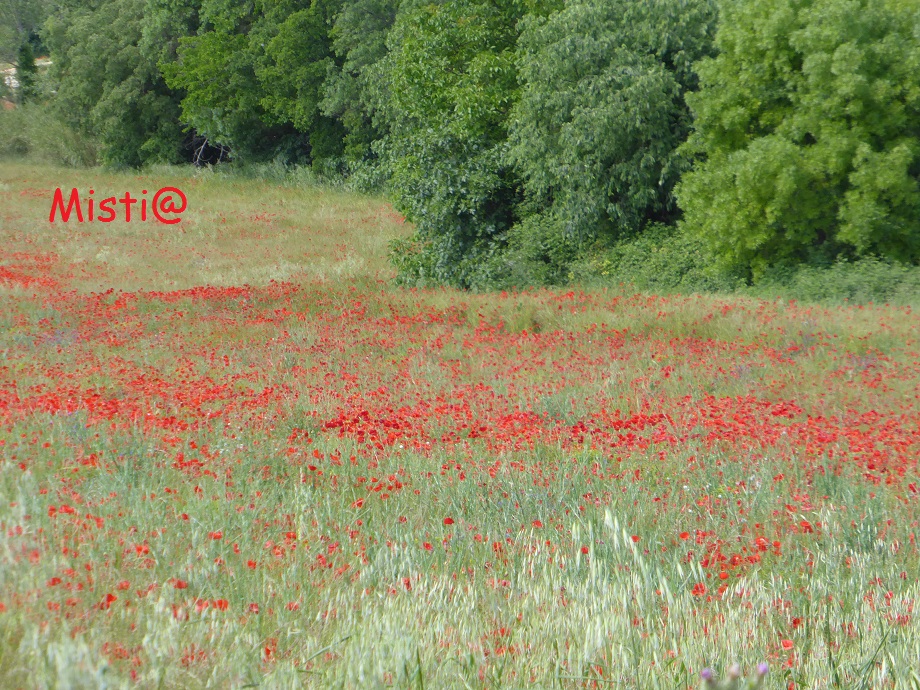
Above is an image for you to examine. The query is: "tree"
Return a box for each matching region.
[163,0,345,166]
[161,21,288,162]
[321,0,398,166]
[43,0,199,166]
[15,39,36,103]
[0,0,50,64]
[508,0,718,248]
[677,0,920,281]
[381,0,560,288]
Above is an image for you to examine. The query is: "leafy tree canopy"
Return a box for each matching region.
[163,0,344,165]
[677,0,920,280]
[0,0,50,63]
[321,0,398,164]
[509,0,718,247]
[380,0,529,287]
[43,0,198,166]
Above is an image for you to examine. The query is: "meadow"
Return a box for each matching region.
[1,161,919,689]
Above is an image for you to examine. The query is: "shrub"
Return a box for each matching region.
[743,255,920,306]
[573,223,745,295]
[0,104,97,167]
[468,213,582,291]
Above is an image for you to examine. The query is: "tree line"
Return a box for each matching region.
[5,0,920,290]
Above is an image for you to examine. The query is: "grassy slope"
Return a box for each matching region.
[1,161,918,689]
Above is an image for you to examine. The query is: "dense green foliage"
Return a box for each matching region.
[382,0,535,288]
[43,0,198,166]
[0,104,98,165]
[509,0,717,245]
[677,0,920,281]
[321,0,397,167]
[15,41,36,102]
[3,0,917,296]
[385,0,718,289]
[0,0,50,63]
[161,0,345,166]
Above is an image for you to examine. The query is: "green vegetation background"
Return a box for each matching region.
[1,0,918,306]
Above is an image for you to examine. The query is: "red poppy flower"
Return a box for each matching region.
[443,517,455,525]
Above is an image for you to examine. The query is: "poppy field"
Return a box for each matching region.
[1,163,919,689]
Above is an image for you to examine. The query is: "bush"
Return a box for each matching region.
[571,226,920,307]
[0,104,97,167]
[743,255,920,306]
[466,213,582,291]
[573,223,745,295]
